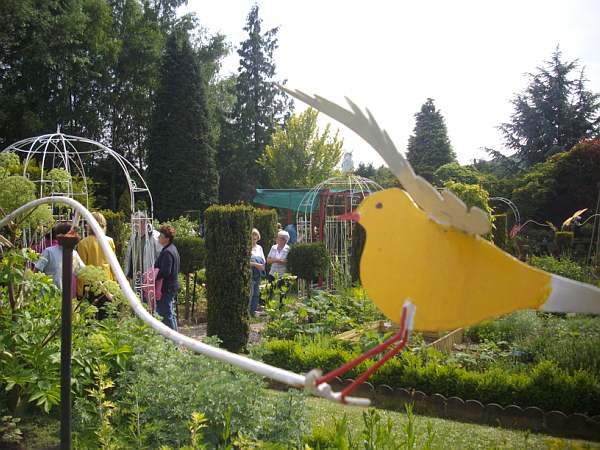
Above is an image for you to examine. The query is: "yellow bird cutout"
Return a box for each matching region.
[279,85,600,331]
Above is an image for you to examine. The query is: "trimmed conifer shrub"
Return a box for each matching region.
[555,231,574,255]
[253,208,277,251]
[205,205,253,352]
[177,236,206,320]
[287,242,329,284]
[350,223,366,283]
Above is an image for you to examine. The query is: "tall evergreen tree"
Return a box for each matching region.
[219,4,291,202]
[147,28,218,221]
[499,48,600,167]
[406,98,456,181]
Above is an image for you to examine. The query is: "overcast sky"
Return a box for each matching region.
[181,0,600,167]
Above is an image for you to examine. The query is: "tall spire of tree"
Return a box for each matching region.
[147,27,218,220]
[218,4,291,202]
[406,98,456,182]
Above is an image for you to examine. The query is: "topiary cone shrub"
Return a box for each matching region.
[555,231,574,256]
[288,242,329,294]
[205,204,253,352]
[350,223,366,283]
[252,207,277,251]
[177,236,206,320]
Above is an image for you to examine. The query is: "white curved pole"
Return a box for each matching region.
[0,197,369,406]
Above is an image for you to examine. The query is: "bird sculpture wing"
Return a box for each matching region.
[277,85,491,236]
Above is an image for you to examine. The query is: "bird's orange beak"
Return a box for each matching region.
[339,211,361,222]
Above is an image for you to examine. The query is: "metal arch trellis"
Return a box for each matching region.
[489,197,521,227]
[1,130,157,305]
[296,174,382,289]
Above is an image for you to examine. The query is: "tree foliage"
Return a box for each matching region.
[499,48,600,167]
[433,162,482,186]
[258,108,343,188]
[147,28,218,221]
[354,163,400,189]
[512,139,600,224]
[219,5,291,202]
[406,98,456,181]
[443,181,492,216]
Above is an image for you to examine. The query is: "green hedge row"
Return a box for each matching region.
[205,204,253,352]
[260,339,600,415]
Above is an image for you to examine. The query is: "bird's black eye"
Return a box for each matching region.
[375,202,383,209]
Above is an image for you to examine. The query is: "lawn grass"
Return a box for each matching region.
[304,395,600,450]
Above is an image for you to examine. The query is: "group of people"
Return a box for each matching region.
[249,225,294,316]
[34,212,181,330]
[34,213,299,325]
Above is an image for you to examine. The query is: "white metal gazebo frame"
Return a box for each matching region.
[296,174,381,288]
[1,129,156,303]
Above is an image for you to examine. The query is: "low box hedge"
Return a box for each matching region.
[260,338,600,415]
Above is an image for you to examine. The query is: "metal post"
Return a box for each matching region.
[57,232,80,450]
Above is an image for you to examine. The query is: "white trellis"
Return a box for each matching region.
[1,129,156,303]
[296,170,381,289]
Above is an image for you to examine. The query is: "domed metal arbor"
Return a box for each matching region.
[296,166,381,288]
[1,129,156,304]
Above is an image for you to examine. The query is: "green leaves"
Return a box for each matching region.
[258,108,344,189]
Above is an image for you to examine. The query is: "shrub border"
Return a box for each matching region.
[312,378,600,441]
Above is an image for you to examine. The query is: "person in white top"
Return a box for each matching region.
[34,222,85,291]
[267,230,290,303]
[249,228,266,316]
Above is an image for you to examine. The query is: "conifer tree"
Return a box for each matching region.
[406,98,456,181]
[219,4,291,202]
[147,28,218,221]
[500,48,600,167]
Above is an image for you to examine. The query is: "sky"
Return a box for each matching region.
[181,0,600,167]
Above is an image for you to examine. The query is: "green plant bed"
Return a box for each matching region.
[259,337,600,415]
[262,287,384,340]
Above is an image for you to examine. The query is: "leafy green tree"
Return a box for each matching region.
[258,108,343,188]
[433,162,482,186]
[443,181,492,215]
[0,0,117,145]
[147,28,218,221]
[219,4,291,202]
[512,139,600,224]
[406,98,456,182]
[499,48,600,167]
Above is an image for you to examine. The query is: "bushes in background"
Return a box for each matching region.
[205,204,253,352]
[287,242,329,284]
[350,223,366,283]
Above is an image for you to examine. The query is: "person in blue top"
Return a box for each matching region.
[284,223,297,245]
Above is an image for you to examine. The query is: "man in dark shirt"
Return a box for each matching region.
[155,225,180,330]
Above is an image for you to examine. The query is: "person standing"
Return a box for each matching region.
[249,228,265,316]
[77,212,116,319]
[155,225,180,330]
[35,222,85,290]
[267,230,290,303]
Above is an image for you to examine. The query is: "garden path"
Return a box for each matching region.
[180,320,266,344]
